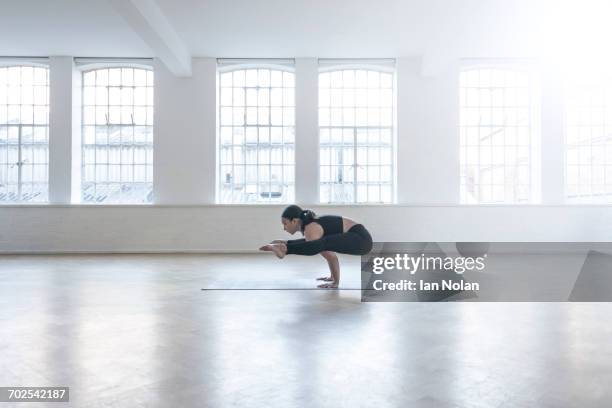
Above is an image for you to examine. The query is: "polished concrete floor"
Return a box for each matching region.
[0,254,611,408]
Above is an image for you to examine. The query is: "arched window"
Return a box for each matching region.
[218,66,295,203]
[319,68,394,203]
[459,65,539,203]
[81,67,153,203]
[564,70,612,203]
[0,65,49,203]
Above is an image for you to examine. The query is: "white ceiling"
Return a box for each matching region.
[155,0,541,58]
[0,0,150,56]
[0,0,609,60]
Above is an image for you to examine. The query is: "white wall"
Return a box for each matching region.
[48,56,76,204]
[1,205,611,253]
[1,56,610,253]
[397,57,460,203]
[154,58,216,204]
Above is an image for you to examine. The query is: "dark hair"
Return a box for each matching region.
[281,205,316,230]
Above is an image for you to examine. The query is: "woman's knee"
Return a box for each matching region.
[359,240,373,255]
[320,250,336,259]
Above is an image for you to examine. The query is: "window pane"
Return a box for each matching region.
[81,67,153,204]
[459,66,538,204]
[319,68,394,203]
[564,70,612,203]
[217,67,295,203]
[0,66,49,203]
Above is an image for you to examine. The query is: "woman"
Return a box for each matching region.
[259,205,373,288]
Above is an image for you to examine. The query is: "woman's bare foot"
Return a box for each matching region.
[317,282,338,289]
[258,243,287,259]
[316,276,334,281]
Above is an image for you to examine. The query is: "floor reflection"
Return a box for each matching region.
[0,254,611,407]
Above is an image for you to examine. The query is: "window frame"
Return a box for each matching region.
[216,63,296,204]
[318,63,397,204]
[78,63,155,204]
[459,60,541,204]
[562,67,612,203]
[0,62,50,204]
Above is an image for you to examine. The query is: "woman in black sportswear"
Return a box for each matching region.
[259,205,373,288]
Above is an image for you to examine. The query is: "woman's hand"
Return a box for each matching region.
[259,243,287,259]
[270,240,287,244]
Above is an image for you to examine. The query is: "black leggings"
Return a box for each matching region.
[286,224,373,256]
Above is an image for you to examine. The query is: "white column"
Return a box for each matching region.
[71,66,82,203]
[294,58,319,205]
[48,56,76,204]
[540,65,565,204]
[396,57,420,204]
[396,57,460,204]
[154,57,216,204]
[432,59,461,204]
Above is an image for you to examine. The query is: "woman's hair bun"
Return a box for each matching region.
[281,205,316,223]
[300,209,316,222]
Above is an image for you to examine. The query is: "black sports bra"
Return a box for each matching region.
[303,215,343,236]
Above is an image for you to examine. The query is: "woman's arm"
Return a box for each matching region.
[304,224,339,286]
[286,239,304,245]
[320,251,340,284]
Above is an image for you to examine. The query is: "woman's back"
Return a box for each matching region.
[306,215,357,236]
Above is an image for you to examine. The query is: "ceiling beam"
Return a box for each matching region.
[108,0,192,77]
